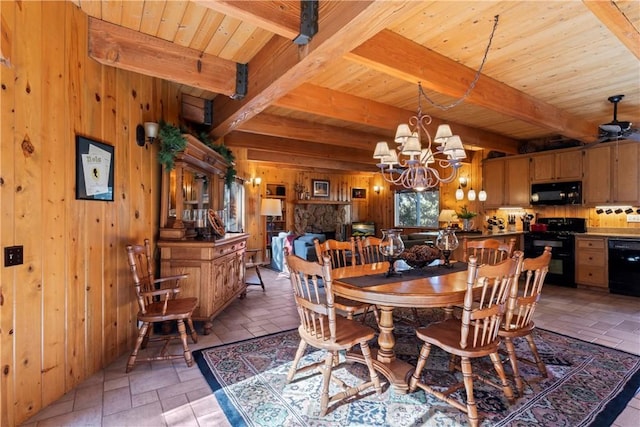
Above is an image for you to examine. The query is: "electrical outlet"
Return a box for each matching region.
[4,246,24,267]
[627,214,640,223]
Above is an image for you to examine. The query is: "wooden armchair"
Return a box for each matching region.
[124,239,198,373]
[285,254,382,416]
[315,238,378,324]
[409,252,522,427]
[500,246,552,394]
[463,237,516,265]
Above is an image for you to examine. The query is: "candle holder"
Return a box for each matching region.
[436,228,459,268]
[379,228,405,277]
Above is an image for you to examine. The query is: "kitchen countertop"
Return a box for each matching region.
[581,232,640,239]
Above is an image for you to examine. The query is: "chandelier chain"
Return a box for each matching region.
[421,14,500,111]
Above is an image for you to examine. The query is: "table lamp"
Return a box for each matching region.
[438,209,458,229]
[260,198,282,231]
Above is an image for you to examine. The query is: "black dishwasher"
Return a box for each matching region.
[608,239,640,297]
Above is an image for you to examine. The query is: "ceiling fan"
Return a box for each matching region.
[598,94,640,142]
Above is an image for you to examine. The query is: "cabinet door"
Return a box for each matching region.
[614,142,640,204]
[505,157,530,206]
[530,153,555,182]
[555,150,582,181]
[583,146,612,205]
[483,159,505,208]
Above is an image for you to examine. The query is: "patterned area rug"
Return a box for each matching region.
[194,309,640,426]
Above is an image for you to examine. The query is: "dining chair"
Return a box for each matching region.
[124,239,198,373]
[463,237,516,265]
[314,237,357,267]
[409,251,522,427]
[500,246,552,395]
[315,238,378,324]
[285,254,382,416]
[356,236,387,264]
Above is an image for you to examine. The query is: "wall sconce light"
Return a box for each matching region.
[459,177,468,187]
[373,185,381,194]
[247,177,262,187]
[136,122,159,147]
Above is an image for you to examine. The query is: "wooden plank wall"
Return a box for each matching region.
[0,2,178,425]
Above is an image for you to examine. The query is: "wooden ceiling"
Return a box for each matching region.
[76,0,640,172]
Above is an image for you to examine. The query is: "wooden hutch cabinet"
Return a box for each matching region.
[157,134,249,334]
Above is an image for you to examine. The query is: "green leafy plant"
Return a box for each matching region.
[456,205,477,219]
[196,132,237,187]
[157,121,187,170]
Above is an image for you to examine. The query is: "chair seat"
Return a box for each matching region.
[416,318,500,357]
[138,297,198,322]
[298,316,376,351]
[499,319,535,338]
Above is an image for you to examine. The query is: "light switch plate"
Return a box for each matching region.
[627,214,640,223]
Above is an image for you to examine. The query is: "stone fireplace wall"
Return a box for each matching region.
[294,204,348,240]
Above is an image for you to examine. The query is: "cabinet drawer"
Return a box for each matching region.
[576,250,606,267]
[577,239,605,250]
[577,266,607,286]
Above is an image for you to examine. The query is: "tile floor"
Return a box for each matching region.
[21,267,640,426]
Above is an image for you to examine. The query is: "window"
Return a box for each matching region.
[394,190,439,228]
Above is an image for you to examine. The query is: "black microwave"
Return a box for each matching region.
[530,181,582,205]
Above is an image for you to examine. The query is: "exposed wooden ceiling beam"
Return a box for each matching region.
[247,149,378,172]
[88,18,237,96]
[238,113,385,151]
[196,0,301,40]
[225,132,375,165]
[347,29,600,143]
[274,83,520,154]
[583,0,640,60]
[210,1,427,138]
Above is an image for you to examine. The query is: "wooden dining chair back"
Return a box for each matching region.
[409,251,522,427]
[285,254,382,416]
[463,237,515,265]
[314,238,356,268]
[356,236,387,264]
[500,246,552,394]
[124,239,198,373]
[313,237,378,324]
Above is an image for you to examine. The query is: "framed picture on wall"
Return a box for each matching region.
[352,188,366,199]
[312,180,330,197]
[75,135,115,201]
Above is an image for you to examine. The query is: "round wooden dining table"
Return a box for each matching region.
[332,261,471,394]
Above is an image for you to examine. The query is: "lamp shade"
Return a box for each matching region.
[373,142,390,159]
[478,189,487,202]
[144,122,159,139]
[438,209,458,223]
[394,123,412,144]
[442,135,466,160]
[455,186,464,201]
[434,124,453,144]
[260,198,282,217]
[400,132,421,156]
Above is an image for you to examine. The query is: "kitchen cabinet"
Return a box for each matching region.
[575,236,608,288]
[158,234,248,334]
[530,149,582,183]
[583,141,640,206]
[483,157,530,208]
[158,134,249,334]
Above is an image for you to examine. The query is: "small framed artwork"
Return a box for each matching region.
[312,179,330,197]
[352,188,366,199]
[75,135,115,201]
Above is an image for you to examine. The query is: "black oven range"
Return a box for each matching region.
[523,217,586,287]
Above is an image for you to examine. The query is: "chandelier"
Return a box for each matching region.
[372,15,500,192]
[373,83,466,191]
